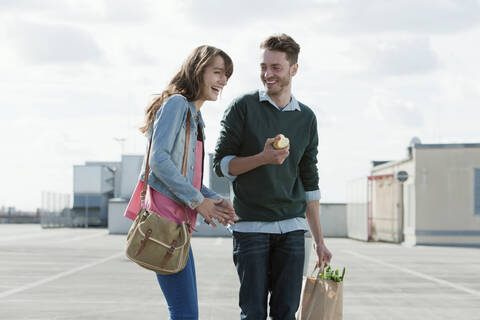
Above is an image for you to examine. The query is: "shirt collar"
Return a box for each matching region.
[258,90,301,112]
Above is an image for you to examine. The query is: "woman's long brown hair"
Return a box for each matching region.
[140,45,233,135]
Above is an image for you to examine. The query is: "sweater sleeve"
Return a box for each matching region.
[299,114,319,192]
[213,99,246,177]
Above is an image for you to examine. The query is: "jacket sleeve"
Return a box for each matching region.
[149,95,204,209]
[213,99,246,178]
[200,184,222,200]
[299,114,320,192]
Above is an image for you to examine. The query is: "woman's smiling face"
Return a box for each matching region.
[200,55,228,102]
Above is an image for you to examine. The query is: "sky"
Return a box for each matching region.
[1,0,480,211]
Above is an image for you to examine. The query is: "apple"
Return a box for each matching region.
[273,134,290,150]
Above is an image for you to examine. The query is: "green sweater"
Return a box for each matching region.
[213,91,319,222]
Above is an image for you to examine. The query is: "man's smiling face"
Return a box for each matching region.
[260,49,297,97]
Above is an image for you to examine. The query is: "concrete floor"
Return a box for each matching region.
[0,224,479,320]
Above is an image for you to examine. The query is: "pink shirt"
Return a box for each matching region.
[124,140,203,232]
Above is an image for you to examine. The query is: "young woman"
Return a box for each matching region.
[125,45,237,319]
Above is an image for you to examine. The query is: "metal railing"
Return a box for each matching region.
[40,191,73,228]
[40,208,74,228]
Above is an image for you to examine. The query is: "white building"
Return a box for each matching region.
[347,141,480,247]
[74,155,143,227]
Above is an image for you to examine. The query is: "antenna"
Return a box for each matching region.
[409,137,421,147]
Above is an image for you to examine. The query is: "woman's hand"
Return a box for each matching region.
[196,198,237,227]
[215,198,238,225]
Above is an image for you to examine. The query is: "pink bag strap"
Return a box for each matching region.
[141,108,192,225]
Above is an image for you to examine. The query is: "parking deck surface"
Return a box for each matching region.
[0,224,479,319]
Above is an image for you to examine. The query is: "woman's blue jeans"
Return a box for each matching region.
[156,247,198,320]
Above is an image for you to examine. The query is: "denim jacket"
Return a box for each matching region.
[139,94,220,209]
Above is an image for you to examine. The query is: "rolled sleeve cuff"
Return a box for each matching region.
[220,155,237,182]
[306,189,321,202]
[188,193,204,210]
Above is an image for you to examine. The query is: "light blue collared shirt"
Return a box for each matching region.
[221,90,320,234]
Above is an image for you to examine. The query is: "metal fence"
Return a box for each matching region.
[40,191,73,228]
[0,214,40,224]
[346,177,370,241]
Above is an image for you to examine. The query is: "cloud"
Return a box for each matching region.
[357,37,439,76]
[328,0,480,34]
[365,90,424,128]
[124,45,158,65]
[102,0,155,23]
[0,0,48,10]
[0,0,156,23]
[180,0,480,34]
[8,21,102,65]
[179,0,323,27]
[312,106,337,128]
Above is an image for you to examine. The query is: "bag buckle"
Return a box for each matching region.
[167,240,177,256]
[160,240,177,268]
[135,228,152,257]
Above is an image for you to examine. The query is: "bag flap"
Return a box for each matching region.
[138,211,189,249]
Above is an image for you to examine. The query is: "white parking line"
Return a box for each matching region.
[0,231,68,242]
[343,250,480,298]
[0,230,107,244]
[56,231,107,243]
[0,251,124,299]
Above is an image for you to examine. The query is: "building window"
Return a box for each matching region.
[475,169,480,216]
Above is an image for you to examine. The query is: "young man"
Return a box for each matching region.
[213,34,332,319]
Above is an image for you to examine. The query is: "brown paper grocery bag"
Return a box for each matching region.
[299,276,343,320]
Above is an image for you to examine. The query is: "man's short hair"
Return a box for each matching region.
[260,33,300,65]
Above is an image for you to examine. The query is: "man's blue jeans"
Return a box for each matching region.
[233,230,305,320]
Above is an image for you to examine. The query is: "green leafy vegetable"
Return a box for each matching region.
[317,266,346,283]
